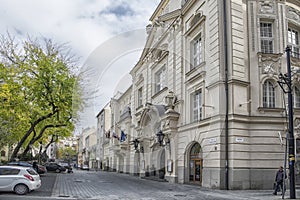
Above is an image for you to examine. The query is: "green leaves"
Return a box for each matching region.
[0,34,83,160]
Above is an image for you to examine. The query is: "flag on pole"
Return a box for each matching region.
[120,131,126,142]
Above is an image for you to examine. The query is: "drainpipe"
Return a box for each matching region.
[222,0,229,190]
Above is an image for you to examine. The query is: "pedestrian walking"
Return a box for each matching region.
[273,166,286,195]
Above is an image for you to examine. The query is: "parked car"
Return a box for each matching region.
[81,165,89,170]
[0,165,41,195]
[45,162,66,173]
[59,162,73,173]
[7,161,47,174]
[7,161,31,167]
[34,164,47,174]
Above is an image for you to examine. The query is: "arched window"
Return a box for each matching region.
[0,150,5,157]
[295,86,300,108]
[190,143,201,156]
[263,80,275,108]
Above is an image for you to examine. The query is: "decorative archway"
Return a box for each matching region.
[188,142,202,185]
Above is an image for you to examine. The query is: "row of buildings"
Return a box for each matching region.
[77,0,300,190]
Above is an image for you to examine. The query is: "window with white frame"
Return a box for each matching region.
[191,34,202,69]
[137,87,143,107]
[263,80,275,108]
[155,66,166,93]
[191,89,202,121]
[288,28,300,59]
[260,22,273,54]
[295,86,300,108]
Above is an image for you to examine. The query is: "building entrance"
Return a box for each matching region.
[189,143,202,185]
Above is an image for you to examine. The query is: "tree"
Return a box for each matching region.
[57,146,77,161]
[0,34,83,161]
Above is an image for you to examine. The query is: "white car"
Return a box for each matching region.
[0,165,41,195]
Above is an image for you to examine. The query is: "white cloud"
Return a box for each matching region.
[0,0,160,131]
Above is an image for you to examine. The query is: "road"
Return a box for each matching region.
[0,169,289,200]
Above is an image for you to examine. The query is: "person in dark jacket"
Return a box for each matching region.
[273,166,286,195]
[32,161,38,173]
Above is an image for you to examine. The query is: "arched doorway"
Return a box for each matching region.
[189,143,202,185]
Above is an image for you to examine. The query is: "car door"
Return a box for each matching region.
[48,163,57,171]
[0,168,19,191]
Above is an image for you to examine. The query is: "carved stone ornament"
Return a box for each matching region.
[292,66,300,85]
[258,54,282,75]
[295,118,300,130]
[258,1,274,14]
[262,61,276,74]
[287,7,300,23]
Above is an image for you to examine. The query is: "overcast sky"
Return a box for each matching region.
[0,0,160,133]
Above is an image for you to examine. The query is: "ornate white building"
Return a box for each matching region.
[99,0,300,189]
[96,102,111,170]
[77,127,97,168]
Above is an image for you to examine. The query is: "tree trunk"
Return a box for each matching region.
[9,111,56,161]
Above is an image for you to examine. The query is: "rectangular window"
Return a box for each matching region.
[191,34,202,69]
[138,87,143,107]
[191,90,202,121]
[288,28,300,59]
[155,67,166,93]
[260,22,273,53]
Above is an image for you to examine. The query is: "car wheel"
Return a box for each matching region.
[55,169,61,173]
[14,184,29,195]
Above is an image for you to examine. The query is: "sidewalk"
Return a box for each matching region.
[172,181,300,200]
[208,189,300,200]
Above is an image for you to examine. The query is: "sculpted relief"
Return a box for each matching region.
[258,1,274,14]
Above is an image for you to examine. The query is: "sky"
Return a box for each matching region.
[0,0,161,133]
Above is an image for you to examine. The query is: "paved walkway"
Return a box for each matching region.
[51,170,300,200]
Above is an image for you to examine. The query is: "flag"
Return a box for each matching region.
[112,131,119,140]
[120,131,126,142]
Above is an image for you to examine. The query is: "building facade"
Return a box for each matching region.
[77,127,97,169]
[97,0,300,190]
[96,103,111,170]
[102,89,133,173]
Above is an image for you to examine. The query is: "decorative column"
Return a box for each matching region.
[162,91,180,183]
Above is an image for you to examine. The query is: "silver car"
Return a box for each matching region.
[0,165,41,195]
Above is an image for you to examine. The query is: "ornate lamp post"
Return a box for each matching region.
[278,46,296,199]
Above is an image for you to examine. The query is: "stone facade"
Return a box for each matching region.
[98,0,300,190]
[96,103,111,170]
[77,127,97,169]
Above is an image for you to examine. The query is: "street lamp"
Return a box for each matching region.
[278,46,296,199]
[156,130,165,146]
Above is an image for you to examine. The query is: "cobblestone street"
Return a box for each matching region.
[49,170,300,200]
[1,169,300,199]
